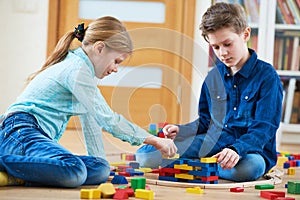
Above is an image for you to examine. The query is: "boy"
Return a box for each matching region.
[136,2,283,182]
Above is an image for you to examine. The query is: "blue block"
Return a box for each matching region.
[129,162,140,169]
[110,171,116,176]
[188,170,219,177]
[188,180,218,184]
[134,171,144,176]
[283,162,290,169]
[288,156,294,160]
[111,175,128,184]
[158,176,179,182]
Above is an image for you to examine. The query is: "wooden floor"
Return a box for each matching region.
[1,130,300,200]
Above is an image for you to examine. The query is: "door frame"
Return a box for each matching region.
[46,0,195,124]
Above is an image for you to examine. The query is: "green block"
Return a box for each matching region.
[130,177,146,191]
[287,181,300,194]
[255,184,275,190]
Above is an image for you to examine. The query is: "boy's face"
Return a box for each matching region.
[207,27,251,72]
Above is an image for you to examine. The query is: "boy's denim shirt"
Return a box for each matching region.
[187,49,283,173]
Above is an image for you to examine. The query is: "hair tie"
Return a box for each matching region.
[74,23,85,42]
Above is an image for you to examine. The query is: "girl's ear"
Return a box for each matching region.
[93,41,105,54]
[243,27,251,42]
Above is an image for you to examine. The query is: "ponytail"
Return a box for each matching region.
[25,31,76,84]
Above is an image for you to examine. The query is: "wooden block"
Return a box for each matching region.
[175,173,195,180]
[98,183,116,198]
[255,184,275,190]
[138,168,153,173]
[111,175,128,184]
[80,189,101,199]
[230,187,244,192]
[186,187,204,194]
[287,181,300,194]
[135,189,154,200]
[201,176,219,182]
[174,164,193,171]
[113,189,129,199]
[110,162,127,167]
[287,168,295,175]
[162,153,180,159]
[131,177,146,191]
[260,191,285,199]
[200,157,218,163]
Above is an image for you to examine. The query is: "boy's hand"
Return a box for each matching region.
[212,148,239,169]
[144,136,177,157]
[163,124,179,140]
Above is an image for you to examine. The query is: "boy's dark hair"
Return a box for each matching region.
[200,2,248,42]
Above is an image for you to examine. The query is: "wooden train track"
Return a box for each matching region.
[109,169,283,189]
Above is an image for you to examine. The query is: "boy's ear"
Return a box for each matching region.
[243,27,251,41]
[93,41,105,54]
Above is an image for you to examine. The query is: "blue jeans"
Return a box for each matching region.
[136,134,266,182]
[0,112,110,188]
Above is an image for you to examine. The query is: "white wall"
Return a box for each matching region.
[189,0,211,120]
[0,0,49,114]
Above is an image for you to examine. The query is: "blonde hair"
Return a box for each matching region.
[26,16,132,84]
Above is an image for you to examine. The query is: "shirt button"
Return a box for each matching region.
[224,124,228,128]
[233,107,237,111]
[217,95,220,99]
[245,96,249,100]
[234,85,237,88]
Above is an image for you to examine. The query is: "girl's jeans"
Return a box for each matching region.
[136,133,266,182]
[0,112,110,188]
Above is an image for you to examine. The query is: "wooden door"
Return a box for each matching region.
[47,0,195,129]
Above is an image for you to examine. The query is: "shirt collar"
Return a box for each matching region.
[220,48,257,78]
[71,47,95,76]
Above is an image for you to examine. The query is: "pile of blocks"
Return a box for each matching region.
[80,177,154,199]
[158,157,219,184]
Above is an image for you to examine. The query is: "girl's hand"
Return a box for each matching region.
[163,124,179,140]
[144,136,177,157]
[212,148,239,169]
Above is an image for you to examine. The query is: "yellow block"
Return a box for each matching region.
[276,156,289,167]
[186,187,204,194]
[288,168,296,175]
[98,183,116,198]
[174,164,193,171]
[138,168,153,173]
[200,157,217,163]
[162,153,180,159]
[80,189,101,199]
[110,161,127,167]
[135,189,154,200]
[175,173,194,180]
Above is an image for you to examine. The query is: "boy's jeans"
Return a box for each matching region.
[0,112,110,187]
[136,133,266,182]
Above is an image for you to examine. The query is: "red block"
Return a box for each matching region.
[260,191,285,199]
[230,187,244,192]
[289,160,296,167]
[201,176,219,182]
[273,198,295,200]
[113,189,129,199]
[118,172,131,177]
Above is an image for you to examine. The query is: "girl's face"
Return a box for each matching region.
[207,27,251,73]
[89,42,129,79]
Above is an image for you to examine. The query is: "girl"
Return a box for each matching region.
[0,16,177,187]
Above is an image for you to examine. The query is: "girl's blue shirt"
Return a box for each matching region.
[3,47,150,158]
